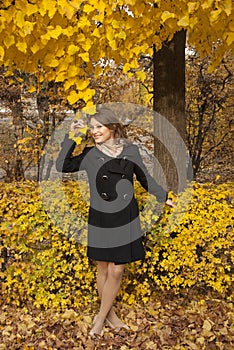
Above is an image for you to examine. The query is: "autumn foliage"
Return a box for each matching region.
[0,0,233,106]
[1,180,233,310]
[0,1,233,348]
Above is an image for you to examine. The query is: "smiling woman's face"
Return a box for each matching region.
[89,117,114,144]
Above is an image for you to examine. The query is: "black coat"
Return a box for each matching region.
[56,135,167,264]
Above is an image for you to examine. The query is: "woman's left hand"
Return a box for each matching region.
[165,198,175,207]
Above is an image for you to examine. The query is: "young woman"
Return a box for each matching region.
[56,106,174,337]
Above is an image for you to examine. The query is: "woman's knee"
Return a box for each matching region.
[108,263,124,280]
[97,261,109,276]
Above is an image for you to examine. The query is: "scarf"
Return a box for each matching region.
[96,139,125,158]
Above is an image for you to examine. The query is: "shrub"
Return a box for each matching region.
[0,180,233,309]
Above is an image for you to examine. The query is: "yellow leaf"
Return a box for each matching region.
[56,48,65,57]
[97,0,106,14]
[136,71,146,81]
[28,85,36,93]
[63,26,75,37]
[203,319,212,331]
[4,70,13,77]
[82,105,96,115]
[77,17,90,28]
[73,136,83,144]
[8,79,15,85]
[123,62,131,74]
[83,4,94,13]
[4,35,15,48]
[76,79,90,91]
[67,65,80,78]
[225,32,234,46]
[178,15,190,27]
[42,0,57,18]
[67,91,80,104]
[49,25,63,39]
[64,78,76,91]
[221,0,232,16]
[55,72,66,82]
[49,59,59,67]
[202,0,215,10]
[79,52,89,62]
[20,21,35,36]
[116,31,126,40]
[79,126,88,134]
[81,39,92,51]
[92,28,101,38]
[31,42,41,54]
[109,40,117,50]
[112,19,121,29]
[60,1,75,19]
[0,47,5,61]
[210,9,222,24]
[161,11,176,22]
[44,54,59,67]
[62,309,78,319]
[15,11,25,28]
[82,88,95,103]
[187,2,200,14]
[25,3,38,16]
[77,33,86,43]
[68,44,79,55]
[84,101,94,110]
[106,28,115,42]
[229,20,234,31]
[16,41,27,53]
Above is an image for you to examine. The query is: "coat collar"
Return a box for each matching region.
[93,145,134,174]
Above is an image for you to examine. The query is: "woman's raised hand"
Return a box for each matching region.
[165,198,175,207]
[70,119,85,133]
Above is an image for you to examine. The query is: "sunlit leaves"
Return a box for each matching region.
[0,0,233,106]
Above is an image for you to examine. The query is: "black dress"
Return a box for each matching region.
[56,135,167,264]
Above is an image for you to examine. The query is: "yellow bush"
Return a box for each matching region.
[0,180,233,309]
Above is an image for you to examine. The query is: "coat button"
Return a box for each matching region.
[99,157,105,162]
[102,175,108,180]
[123,193,130,200]
[101,192,109,200]
[121,174,126,179]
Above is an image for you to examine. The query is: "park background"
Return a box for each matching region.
[0,1,233,349]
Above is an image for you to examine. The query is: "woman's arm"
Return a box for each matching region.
[133,145,168,203]
[56,134,90,173]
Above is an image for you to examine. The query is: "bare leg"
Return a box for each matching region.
[90,262,125,336]
[96,261,123,324]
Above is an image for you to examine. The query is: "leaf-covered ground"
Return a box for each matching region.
[0,289,233,350]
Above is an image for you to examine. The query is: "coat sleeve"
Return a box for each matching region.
[133,145,168,203]
[56,134,90,173]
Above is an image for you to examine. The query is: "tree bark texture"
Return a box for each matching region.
[153,30,189,193]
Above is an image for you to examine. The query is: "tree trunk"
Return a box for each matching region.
[153,30,190,193]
